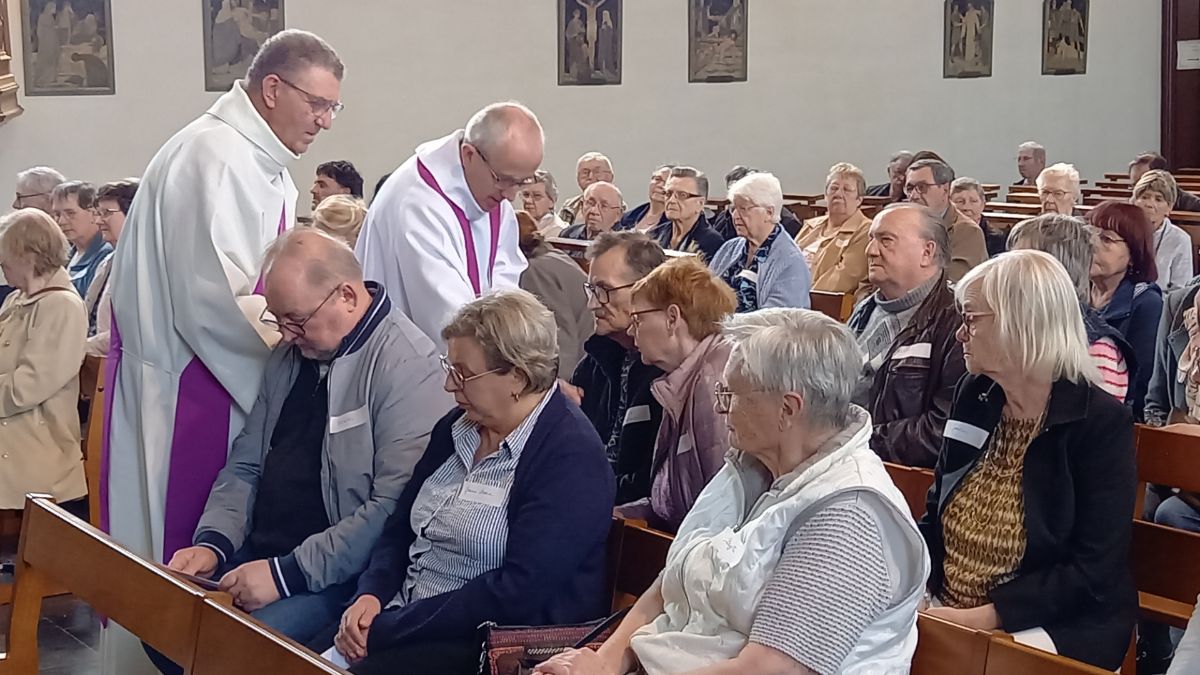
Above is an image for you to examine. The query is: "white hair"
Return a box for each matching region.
[577,152,612,168]
[463,101,545,155]
[727,171,784,219]
[1018,141,1046,160]
[15,166,66,196]
[722,309,863,429]
[955,249,1099,386]
[1036,162,1081,201]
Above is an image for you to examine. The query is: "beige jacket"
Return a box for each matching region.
[943,205,988,283]
[795,210,872,294]
[0,268,89,509]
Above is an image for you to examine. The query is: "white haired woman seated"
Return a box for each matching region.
[921,249,1136,671]
[1036,163,1082,217]
[708,172,811,312]
[535,308,930,675]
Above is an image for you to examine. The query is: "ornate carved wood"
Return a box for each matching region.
[0,0,23,123]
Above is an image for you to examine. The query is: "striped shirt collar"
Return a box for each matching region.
[450,383,558,463]
[333,281,391,359]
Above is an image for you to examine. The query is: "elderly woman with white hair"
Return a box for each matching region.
[921,249,1136,671]
[536,308,930,675]
[794,162,872,294]
[1036,163,1082,216]
[326,290,615,674]
[1134,169,1192,290]
[708,172,811,312]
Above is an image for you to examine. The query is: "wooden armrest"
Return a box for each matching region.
[1139,591,1194,628]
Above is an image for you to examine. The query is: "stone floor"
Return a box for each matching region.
[0,595,100,675]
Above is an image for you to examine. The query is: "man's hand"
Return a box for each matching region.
[335,595,382,664]
[218,560,281,613]
[559,379,584,406]
[166,546,219,578]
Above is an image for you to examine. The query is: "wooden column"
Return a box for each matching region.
[0,0,23,123]
[1163,0,1200,169]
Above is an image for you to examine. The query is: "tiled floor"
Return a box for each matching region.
[0,594,101,675]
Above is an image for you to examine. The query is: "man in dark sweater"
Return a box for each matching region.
[566,231,668,504]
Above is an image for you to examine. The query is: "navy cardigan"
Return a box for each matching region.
[1098,278,1163,422]
[355,388,615,651]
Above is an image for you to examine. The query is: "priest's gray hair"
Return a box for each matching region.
[15,166,65,196]
[464,101,545,155]
[247,29,344,89]
[722,309,863,429]
[263,227,362,292]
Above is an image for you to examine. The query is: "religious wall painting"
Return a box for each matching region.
[19,0,115,95]
[558,0,621,85]
[688,0,747,83]
[1042,0,1088,75]
[944,0,993,78]
[203,0,284,92]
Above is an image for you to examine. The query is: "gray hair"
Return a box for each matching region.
[464,101,545,156]
[888,150,915,166]
[577,152,612,168]
[1036,163,1081,200]
[908,159,955,185]
[670,166,709,199]
[262,227,363,292]
[50,180,98,210]
[15,166,66,196]
[722,309,863,429]
[826,162,867,196]
[877,203,951,268]
[1018,141,1047,161]
[950,177,987,202]
[1007,213,1093,302]
[727,172,784,218]
[586,230,667,281]
[532,170,559,202]
[246,29,344,89]
[1134,169,1178,208]
[442,289,559,394]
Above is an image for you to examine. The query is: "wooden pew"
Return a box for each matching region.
[983,635,1111,674]
[883,463,935,521]
[1132,424,1200,518]
[83,356,106,529]
[912,613,990,675]
[810,291,855,323]
[0,495,229,674]
[609,519,672,610]
[190,598,350,674]
[1007,192,1040,205]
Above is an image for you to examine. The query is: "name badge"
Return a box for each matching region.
[329,405,369,434]
[624,405,652,425]
[460,480,508,507]
[891,342,932,360]
[676,432,695,456]
[944,420,990,449]
[736,269,759,284]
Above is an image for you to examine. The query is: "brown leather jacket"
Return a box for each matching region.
[848,273,967,468]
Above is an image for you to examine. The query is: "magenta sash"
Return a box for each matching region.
[416,158,501,296]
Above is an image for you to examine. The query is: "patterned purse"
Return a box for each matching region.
[479,608,630,675]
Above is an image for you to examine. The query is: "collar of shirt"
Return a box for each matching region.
[332,281,391,359]
[419,129,488,221]
[449,382,559,467]
[70,235,111,269]
[206,80,300,171]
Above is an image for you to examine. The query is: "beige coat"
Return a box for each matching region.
[943,205,988,283]
[795,209,872,294]
[0,268,88,509]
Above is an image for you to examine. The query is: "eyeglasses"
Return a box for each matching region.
[472,145,538,190]
[957,309,995,336]
[440,354,503,391]
[714,382,735,414]
[1096,231,1126,246]
[1039,189,1072,199]
[94,207,122,219]
[583,281,636,305]
[628,308,665,330]
[664,189,703,201]
[579,168,613,180]
[14,191,48,202]
[260,286,339,337]
[731,204,765,216]
[276,75,344,119]
[904,182,939,196]
[584,197,622,211]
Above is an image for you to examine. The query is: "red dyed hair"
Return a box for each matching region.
[1085,201,1158,284]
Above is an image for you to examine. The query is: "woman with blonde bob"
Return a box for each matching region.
[920,249,1136,670]
[1133,170,1191,290]
[312,194,368,248]
[793,162,872,294]
[0,209,89,513]
[616,256,736,533]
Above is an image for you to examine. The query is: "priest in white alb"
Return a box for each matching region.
[100,30,344,674]
[355,101,544,346]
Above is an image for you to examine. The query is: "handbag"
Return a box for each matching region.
[479,607,631,675]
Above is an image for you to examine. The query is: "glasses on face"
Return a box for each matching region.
[276,75,344,119]
[826,184,859,197]
[1096,231,1126,247]
[583,281,635,305]
[579,168,613,180]
[904,182,938,196]
[731,204,764,217]
[260,286,339,338]
[584,197,622,211]
[440,354,503,391]
[714,382,734,414]
[628,308,665,330]
[957,308,995,336]
[473,146,538,190]
[14,191,48,204]
[94,207,122,220]
[664,189,702,202]
[1039,189,1071,200]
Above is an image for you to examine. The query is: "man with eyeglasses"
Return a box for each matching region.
[103,30,344,670]
[559,152,614,225]
[356,101,543,350]
[565,232,668,504]
[562,181,624,241]
[1036,162,1083,217]
[145,228,448,675]
[904,159,986,282]
[10,165,65,214]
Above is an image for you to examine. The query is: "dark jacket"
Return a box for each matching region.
[1098,279,1163,422]
[618,202,669,232]
[572,335,664,504]
[710,208,802,241]
[1145,280,1200,425]
[847,274,966,468]
[1177,190,1200,213]
[354,389,615,650]
[649,214,725,261]
[981,217,1008,258]
[920,374,1137,671]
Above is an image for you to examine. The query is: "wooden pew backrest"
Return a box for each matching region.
[810,291,855,323]
[191,599,349,675]
[1131,519,1200,627]
[611,521,672,609]
[883,463,935,521]
[1133,424,1200,516]
[912,613,989,675]
[984,635,1111,674]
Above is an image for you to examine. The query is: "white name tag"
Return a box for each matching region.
[676,432,695,456]
[624,405,652,425]
[944,420,990,449]
[736,269,759,284]
[891,342,932,360]
[460,480,508,507]
[328,405,369,434]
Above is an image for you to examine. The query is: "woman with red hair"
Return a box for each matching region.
[1087,201,1163,420]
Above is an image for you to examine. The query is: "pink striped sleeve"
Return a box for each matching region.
[1089,338,1129,401]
